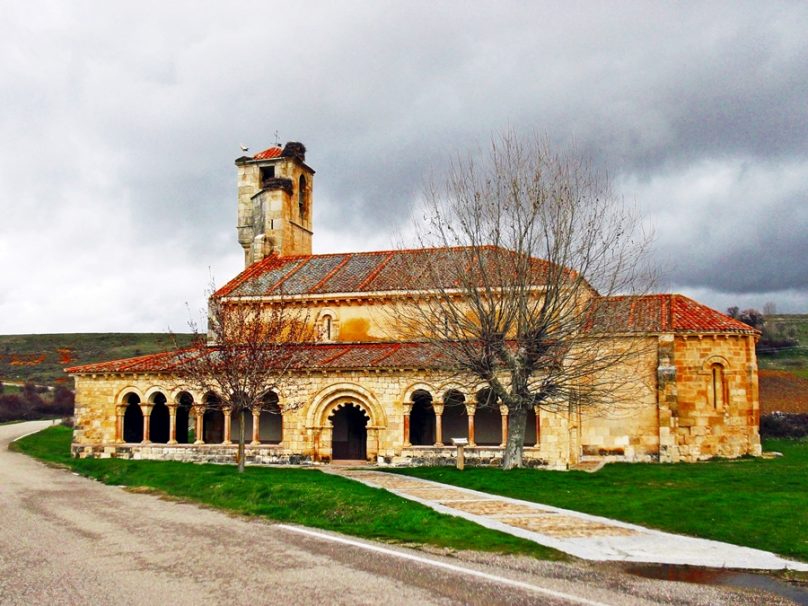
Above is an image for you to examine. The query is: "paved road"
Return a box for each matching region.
[0,422,794,606]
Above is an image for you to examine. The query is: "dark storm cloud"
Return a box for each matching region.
[1,1,807,332]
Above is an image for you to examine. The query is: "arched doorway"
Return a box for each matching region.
[149,393,169,444]
[122,394,143,443]
[329,404,368,460]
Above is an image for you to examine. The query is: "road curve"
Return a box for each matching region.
[0,422,790,606]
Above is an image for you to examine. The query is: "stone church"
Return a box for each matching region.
[69,142,762,467]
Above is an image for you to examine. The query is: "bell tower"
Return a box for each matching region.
[235,141,314,266]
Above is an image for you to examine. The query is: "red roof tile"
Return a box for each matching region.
[589,294,758,334]
[252,146,282,160]
[214,246,568,298]
[66,342,450,375]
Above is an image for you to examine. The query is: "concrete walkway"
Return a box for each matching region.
[326,468,808,572]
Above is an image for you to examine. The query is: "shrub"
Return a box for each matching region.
[760,412,808,439]
[0,394,26,422]
[51,386,75,416]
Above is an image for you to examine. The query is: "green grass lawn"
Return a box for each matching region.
[389,439,808,563]
[12,426,562,560]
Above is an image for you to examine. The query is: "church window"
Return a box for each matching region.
[298,175,307,220]
[321,314,333,341]
[711,363,726,410]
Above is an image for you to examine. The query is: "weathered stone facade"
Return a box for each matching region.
[69,142,761,468]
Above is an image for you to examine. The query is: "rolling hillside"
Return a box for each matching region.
[0,333,194,387]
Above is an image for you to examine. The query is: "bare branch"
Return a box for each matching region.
[393,131,656,469]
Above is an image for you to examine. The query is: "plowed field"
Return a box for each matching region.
[759,369,808,414]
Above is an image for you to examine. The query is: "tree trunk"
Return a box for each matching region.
[502,406,527,469]
[238,408,246,473]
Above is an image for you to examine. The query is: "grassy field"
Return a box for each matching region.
[390,438,808,563]
[758,314,808,372]
[12,426,562,560]
[0,333,194,386]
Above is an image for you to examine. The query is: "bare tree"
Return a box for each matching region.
[397,132,654,469]
[174,286,312,472]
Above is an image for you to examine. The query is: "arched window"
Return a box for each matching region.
[122,393,143,443]
[175,392,194,444]
[298,175,307,220]
[474,388,501,446]
[442,389,467,441]
[711,363,726,410]
[410,389,435,446]
[319,313,337,342]
[149,392,170,444]
[259,391,283,444]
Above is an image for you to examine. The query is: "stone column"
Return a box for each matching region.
[433,403,444,447]
[402,402,412,447]
[499,405,509,447]
[534,405,541,448]
[223,407,232,445]
[193,405,205,444]
[168,405,178,444]
[465,403,476,446]
[312,427,321,462]
[321,426,333,461]
[115,408,124,443]
[141,405,152,444]
[251,409,261,445]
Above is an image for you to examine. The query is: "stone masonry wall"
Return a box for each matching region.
[672,334,761,460]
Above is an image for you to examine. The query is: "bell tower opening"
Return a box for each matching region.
[235,140,315,266]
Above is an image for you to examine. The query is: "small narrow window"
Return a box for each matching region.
[711,364,725,410]
[298,175,307,220]
[321,314,333,341]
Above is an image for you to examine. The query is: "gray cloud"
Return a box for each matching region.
[1,1,807,333]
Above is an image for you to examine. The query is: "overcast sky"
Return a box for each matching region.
[1,1,807,334]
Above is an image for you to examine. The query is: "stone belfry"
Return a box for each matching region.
[235,141,314,266]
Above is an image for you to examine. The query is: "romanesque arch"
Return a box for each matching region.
[121,392,143,443]
[307,383,386,462]
[441,388,467,442]
[202,392,225,444]
[148,391,170,444]
[174,391,194,444]
[307,382,386,429]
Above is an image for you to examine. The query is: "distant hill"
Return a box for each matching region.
[0,333,195,387]
[757,314,808,378]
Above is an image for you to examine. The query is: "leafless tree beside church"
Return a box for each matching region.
[396,132,655,469]
[174,287,312,472]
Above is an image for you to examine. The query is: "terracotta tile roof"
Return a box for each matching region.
[214,247,565,298]
[66,342,449,375]
[589,294,759,334]
[65,350,194,375]
[252,146,282,160]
